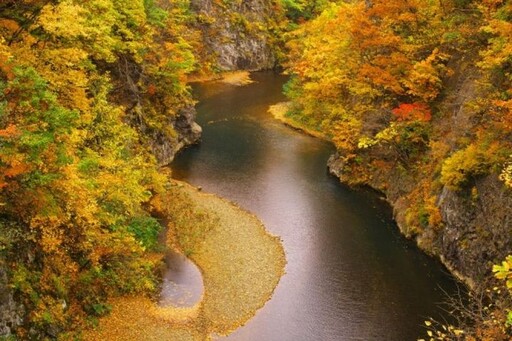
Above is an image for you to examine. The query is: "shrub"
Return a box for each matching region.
[127,216,162,251]
[440,144,494,190]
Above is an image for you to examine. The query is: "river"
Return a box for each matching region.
[172,72,458,340]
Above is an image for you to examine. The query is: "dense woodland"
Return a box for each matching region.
[1,0,512,340]
[286,0,512,193]
[0,0,202,338]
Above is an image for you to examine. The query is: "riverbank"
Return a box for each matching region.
[268,102,329,140]
[267,99,473,290]
[83,181,285,340]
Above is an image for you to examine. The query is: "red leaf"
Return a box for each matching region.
[392,102,431,122]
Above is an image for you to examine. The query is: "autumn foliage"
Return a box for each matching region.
[3,0,512,338]
[284,0,452,156]
[284,0,512,186]
[392,103,432,122]
[0,0,202,338]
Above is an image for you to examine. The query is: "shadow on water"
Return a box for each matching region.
[172,71,461,340]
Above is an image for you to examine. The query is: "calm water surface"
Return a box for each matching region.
[172,72,457,340]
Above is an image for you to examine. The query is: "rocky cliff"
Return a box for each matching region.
[142,0,286,163]
[436,175,512,287]
[328,156,512,289]
[191,0,282,71]
[143,0,284,163]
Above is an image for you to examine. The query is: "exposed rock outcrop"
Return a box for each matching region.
[329,153,512,288]
[145,106,202,165]
[141,0,284,164]
[0,268,23,337]
[191,0,281,71]
[437,175,512,287]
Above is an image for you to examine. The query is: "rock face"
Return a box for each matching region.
[0,268,23,337]
[148,106,202,165]
[146,0,284,163]
[328,156,512,288]
[191,0,280,71]
[146,0,283,164]
[437,175,512,286]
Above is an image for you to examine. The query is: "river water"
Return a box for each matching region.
[172,72,457,340]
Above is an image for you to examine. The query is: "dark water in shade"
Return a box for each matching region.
[172,72,458,341]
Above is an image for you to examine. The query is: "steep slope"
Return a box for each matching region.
[327,56,512,288]
[190,0,284,72]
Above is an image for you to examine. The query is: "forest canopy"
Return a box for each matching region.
[0,0,200,338]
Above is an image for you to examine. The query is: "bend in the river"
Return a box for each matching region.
[172,71,458,341]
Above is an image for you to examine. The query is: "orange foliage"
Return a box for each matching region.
[4,163,29,178]
[0,124,18,138]
[392,103,432,122]
[359,64,404,94]
[0,19,19,34]
[147,83,157,96]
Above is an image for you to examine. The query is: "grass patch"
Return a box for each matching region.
[268,102,329,140]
